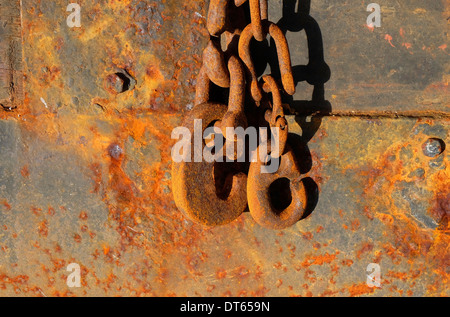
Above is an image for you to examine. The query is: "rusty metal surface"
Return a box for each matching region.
[267,0,450,115]
[0,0,24,110]
[0,0,448,297]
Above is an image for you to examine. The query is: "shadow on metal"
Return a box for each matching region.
[269,0,331,220]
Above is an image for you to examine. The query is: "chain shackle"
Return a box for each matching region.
[261,75,288,158]
[203,39,231,88]
[235,0,268,41]
[238,21,295,102]
[217,55,248,142]
[194,66,211,106]
[207,0,230,36]
[198,0,249,105]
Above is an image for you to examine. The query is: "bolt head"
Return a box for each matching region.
[108,143,123,160]
[422,138,445,158]
[105,74,125,94]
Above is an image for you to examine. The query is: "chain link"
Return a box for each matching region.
[175,0,308,229]
[200,0,293,151]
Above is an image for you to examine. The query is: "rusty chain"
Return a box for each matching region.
[172,0,308,229]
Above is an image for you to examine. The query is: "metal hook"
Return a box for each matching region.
[172,103,248,226]
[247,144,307,229]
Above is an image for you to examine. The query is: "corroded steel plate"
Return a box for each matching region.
[0,0,448,297]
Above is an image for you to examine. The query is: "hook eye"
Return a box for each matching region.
[172,103,248,226]
[247,145,307,229]
[269,177,293,212]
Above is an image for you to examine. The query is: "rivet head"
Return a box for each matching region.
[104,70,135,95]
[105,74,126,94]
[422,138,445,158]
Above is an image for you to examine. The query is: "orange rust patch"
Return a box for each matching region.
[2,201,11,211]
[38,220,48,237]
[350,219,361,231]
[430,192,449,231]
[356,242,374,259]
[20,165,30,178]
[73,234,82,243]
[341,259,354,267]
[31,207,42,216]
[300,252,339,269]
[357,121,450,295]
[347,283,376,297]
[79,211,88,220]
[47,207,55,216]
[216,269,227,280]
[89,163,103,194]
[386,271,408,282]
[307,150,327,186]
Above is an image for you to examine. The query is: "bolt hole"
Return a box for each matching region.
[422,138,445,158]
[115,72,131,92]
[269,178,292,214]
